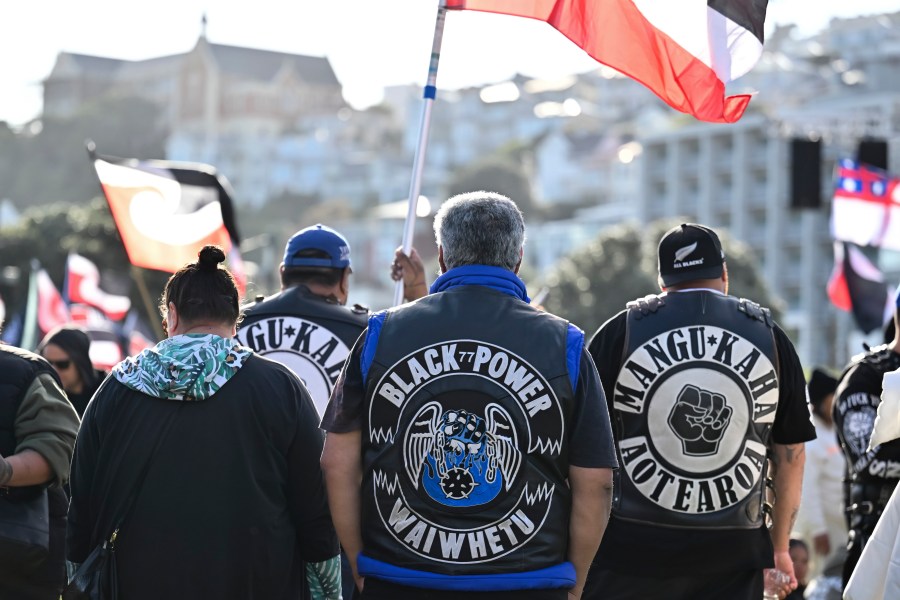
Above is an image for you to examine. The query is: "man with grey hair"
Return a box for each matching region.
[321,191,617,600]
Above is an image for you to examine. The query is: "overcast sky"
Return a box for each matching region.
[1,0,897,125]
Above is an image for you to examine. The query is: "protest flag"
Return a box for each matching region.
[446,0,767,123]
[65,253,131,321]
[831,159,900,251]
[121,309,157,356]
[827,242,892,334]
[21,263,71,350]
[68,304,126,369]
[88,145,244,285]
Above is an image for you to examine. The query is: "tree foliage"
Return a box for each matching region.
[0,95,167,209]
[0,198,169,321]
[542,219,783,337]
[444,157,536,217]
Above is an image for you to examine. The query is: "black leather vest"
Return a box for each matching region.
[612,291,778,529]
[835,346,900,486]
[0,345,60,457]
[237,285,367,414]
[361,286,576,574]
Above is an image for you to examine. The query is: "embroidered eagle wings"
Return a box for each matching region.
[404,400,522,492]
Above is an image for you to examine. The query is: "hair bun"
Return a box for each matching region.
[197,245,226,271]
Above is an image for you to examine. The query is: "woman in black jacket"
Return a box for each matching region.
[67,246,340,600]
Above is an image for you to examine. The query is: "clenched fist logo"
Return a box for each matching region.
[441,410,487,456]
[668,385,733,456]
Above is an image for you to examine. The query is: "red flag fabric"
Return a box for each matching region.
[128,329,155,357]
[227,246,248,297]
[121,309,157,357]
[447,0,767,123]
[36,269,70,335]
[832,159,900,251]
[827,242,892,334]
[68,304,126,369]
[91,154,242,275]
[66,253,131,321]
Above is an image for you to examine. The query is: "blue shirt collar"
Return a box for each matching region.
[429,265,530,303]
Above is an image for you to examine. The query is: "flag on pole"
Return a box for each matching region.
[21,264,71,350]
[36,269,71,337]
[68,304,126,369]
[121,309,157,356]
[447,0,768,123]
[827,242,892,334]
[831,159,900,251]
[65,253,131,321]
[90,151,244,280]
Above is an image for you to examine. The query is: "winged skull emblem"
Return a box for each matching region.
[404,401,522,504]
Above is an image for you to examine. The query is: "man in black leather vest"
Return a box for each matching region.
[0,342,80,600]
[834,293,900,588]
[320,192,617,600]
[584,223,815,600]
[238,223,427,416]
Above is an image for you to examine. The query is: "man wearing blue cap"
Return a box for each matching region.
[238,224,427,416]
[833,286,900,588]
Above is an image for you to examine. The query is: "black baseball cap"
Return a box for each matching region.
[807,368,838,409]
[658,223,725,287]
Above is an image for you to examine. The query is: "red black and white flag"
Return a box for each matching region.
[65,253,131,321]
[35,268,71,335]
[20,265,71,350]
[447,0,767,123]
[68,304,126,370]
[832,159,900,251]
[827,242,892,334]
[90,150,244,282]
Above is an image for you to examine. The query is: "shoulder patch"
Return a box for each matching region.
[626,294,665,319]
[738,298,774,328]
[859,345,900,373]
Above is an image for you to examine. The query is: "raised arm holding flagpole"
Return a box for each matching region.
[392,1,448,307]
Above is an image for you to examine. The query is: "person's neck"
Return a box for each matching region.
[172,323,235,338]
[290,282,344,305]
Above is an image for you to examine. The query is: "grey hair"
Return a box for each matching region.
[434,191,526,271]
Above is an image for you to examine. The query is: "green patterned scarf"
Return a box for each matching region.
[113,334,252,401]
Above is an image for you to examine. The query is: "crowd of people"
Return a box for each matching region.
[2,190,899,599]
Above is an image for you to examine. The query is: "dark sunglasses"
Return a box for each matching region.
[48,359,71,370]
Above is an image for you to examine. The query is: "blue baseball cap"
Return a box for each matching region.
[282,224,351,269]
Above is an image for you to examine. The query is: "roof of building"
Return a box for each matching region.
[207,43,338,85]
[50,39,339,87]
[64,53,125,77]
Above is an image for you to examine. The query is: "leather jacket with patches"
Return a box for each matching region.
[612,290,778,530]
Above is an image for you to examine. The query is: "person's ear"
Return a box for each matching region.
[166,302,179,336]
[438,246,447,274]
[339,268,351,304]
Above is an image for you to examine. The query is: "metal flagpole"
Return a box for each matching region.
[392,0,449,307]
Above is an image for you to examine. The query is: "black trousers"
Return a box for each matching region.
[357,578,568,600]
[582,567,763,600]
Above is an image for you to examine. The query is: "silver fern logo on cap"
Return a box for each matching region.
[675,242,698,262]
